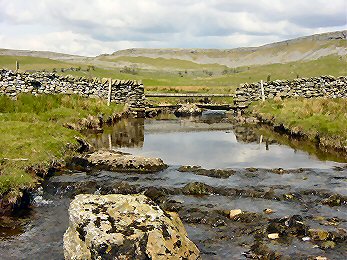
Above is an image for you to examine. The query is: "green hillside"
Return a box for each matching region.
[100,56,228,70]
[0,56,76,71]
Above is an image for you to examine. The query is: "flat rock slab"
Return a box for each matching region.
[175,104,202,117]
[63,194,200,259]
[86,150,167,173]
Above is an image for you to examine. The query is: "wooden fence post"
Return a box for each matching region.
[108,134,112,150]
[16,61,19,72]
[260,80,265,102]
[107,78,112,106]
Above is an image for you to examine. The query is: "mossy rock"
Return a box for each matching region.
[182,182,214,195]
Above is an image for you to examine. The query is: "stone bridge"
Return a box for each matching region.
[145,93,233,98]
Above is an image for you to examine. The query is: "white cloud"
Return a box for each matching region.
[0,30,140,56]
[0,0,346,56]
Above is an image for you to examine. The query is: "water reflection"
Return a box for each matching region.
[122,128,338,169]
[87,118,145,149]
[87,114,344,169]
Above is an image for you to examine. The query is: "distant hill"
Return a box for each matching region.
[0,49,83,61]
[98,31,347,69]
[0,30,346,70]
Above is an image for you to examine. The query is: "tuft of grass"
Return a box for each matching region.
[251,98,347,149]
[0,94,125,197]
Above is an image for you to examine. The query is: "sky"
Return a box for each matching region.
[0,0,346,56]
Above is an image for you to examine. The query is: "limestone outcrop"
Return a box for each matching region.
[63,194,200,259]
[86,150,167,173]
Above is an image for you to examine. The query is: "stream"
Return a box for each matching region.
[0,111,346,259]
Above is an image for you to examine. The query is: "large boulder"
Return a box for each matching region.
[63,194,200,259]
[86,150,167,173]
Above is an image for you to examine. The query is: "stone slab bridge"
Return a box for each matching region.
[145,93,234,98]
[145,93,235,110]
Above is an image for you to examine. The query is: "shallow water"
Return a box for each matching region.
[0,112,346,259]
[92,112,344,168]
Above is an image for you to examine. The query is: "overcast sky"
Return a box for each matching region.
[0,0,346,56]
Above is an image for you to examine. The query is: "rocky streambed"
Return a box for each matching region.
[0,112,346,259]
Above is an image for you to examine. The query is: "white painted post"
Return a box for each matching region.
[260,80,265,102]
[15,61,19,72]
[107,78,112,106]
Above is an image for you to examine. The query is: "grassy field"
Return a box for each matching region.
[0,55,77,71]
[97,55,347,90]
[1,54,346,94]
[0,94,124,200]
[251,98,347,150]
[101,56,228,70]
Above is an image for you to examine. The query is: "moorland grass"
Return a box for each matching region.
[0,94,124,197]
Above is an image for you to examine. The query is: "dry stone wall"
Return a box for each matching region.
[234,75,347,108]
[0,69,145,108]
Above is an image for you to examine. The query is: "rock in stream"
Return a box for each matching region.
[73,150,168,173]
[63,194,200,259]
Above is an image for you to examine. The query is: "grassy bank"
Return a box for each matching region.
[0,94,124,206]
[251,98,347,152]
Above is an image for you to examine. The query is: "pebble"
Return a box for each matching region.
[229,209,242,218]
[263,208,274,214]
[302,237,310,241]
[314,257,328,260]
[268,233,279,239]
